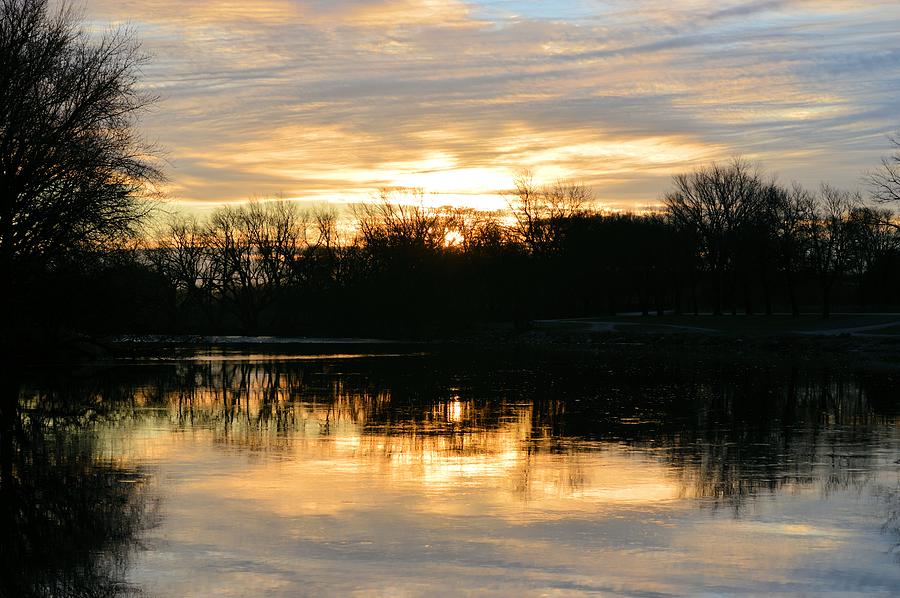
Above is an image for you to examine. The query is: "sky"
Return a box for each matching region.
[79,0,900,212]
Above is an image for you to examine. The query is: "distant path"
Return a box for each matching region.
[797,320,900,336]
[533,319,718,334]
[535,316,900,337]
[112,334,402,345]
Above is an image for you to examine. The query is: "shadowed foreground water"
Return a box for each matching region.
[4,349,900,596]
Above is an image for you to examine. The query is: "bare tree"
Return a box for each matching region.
[768,183,816,317]
[205,200,307,331]
[664,158,766,315]
[809,185,860,318]
[246,200,306,290]
[151,215,217,323]
[507,171,590,254]
[846,204,900,307]
[868,135,900,204]
[353,188,449,251]
[313,210,338,252]
[448,207,508,253]
[0,0,162,281]
[298,208,340,288]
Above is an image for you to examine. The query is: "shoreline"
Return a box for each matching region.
[12,314,900,371]
[113,325,900,371]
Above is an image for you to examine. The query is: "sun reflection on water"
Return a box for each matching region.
[19,355,900,596]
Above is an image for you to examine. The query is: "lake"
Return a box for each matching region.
[4,347,900,596]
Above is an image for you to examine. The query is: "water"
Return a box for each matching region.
[4,348,900,596]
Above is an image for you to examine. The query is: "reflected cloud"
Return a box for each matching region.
[13,353,900,595]
[86,355,900,517]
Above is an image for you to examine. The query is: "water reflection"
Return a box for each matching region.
[1,378,158,597]
[7,353,900,595]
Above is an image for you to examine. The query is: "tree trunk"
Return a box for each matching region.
[692,280,699,316]
[786,271,800,318]
[0,379,18,497]
[714,269,723,316]
[730,270,738,316]
[762,269,773,316]
[744,276,754,316]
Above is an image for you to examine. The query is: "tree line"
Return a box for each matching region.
[5,0,900,344]
[67,157,894,338]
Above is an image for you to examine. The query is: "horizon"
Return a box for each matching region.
[75,0,900,213]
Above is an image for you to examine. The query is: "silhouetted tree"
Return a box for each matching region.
[354,188,449,251]
[0,0,161,346]
[664,159,766,315]
[151,215,218,327]
[448,207,508,253]
[809,185,860,318]
[349,189,455,335]
[295,208,340,289]
[769,183,816,317]
[846,205,900,308]
[207,200,309,332]
[507,171,589,255]
[869,134,900,204]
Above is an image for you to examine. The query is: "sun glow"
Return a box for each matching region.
[391,166,512,195]
[443,230,465,248]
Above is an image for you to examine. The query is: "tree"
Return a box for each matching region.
[507,171,590,255]
[768,183,815,318]
[0,0,162,290]
[207,201,307,332]
[353,188,449,252]
[809,185,859,318]
[868,135,900,204]
[846,205,900,308]
[447,207,508,254]
[664,158,766,315]
[151,215,218,327]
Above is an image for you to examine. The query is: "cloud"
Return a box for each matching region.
[77,0,900,209]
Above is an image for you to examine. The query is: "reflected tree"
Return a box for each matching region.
[0,378,158,597]
[58,352,900,515]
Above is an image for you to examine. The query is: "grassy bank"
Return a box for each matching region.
[532,313,900,337]
[441,313,900,371]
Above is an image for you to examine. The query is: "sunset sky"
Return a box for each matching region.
[81,0,900,212]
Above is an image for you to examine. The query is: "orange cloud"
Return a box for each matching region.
[79,0,900,212]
